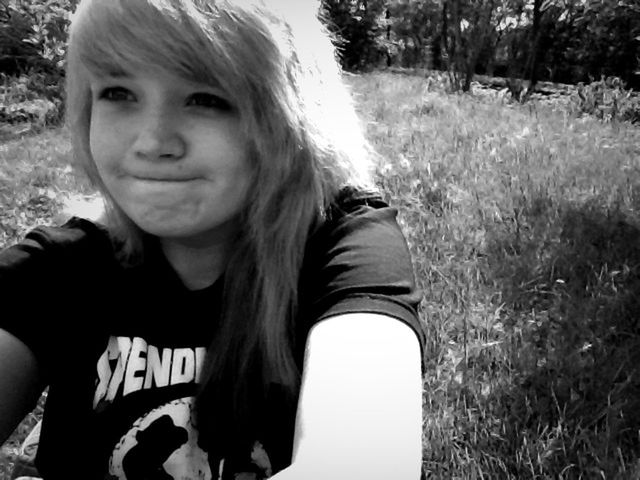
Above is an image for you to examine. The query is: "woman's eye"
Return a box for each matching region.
[98,87,135,102]
[187,93,232,111]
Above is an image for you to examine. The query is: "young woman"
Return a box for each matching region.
[0,1,425,478]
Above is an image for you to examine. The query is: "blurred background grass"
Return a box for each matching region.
[2,71,640,478]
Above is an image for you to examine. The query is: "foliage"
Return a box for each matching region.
[0,0,77,75]
[17,0,74,70]
[385,0,438,68]
[570,0,640,88]
[322,0,388,70]
[0,0,38,75]
[0,0,77,120]
[448,0,504,92]
[321,0,640,92]
[0,74,62,128]
[569,76,640,124]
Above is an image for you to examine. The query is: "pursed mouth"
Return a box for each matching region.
[131,175,199,182]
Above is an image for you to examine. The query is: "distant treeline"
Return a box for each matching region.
[323,0,640,91]
[1,0,638,95]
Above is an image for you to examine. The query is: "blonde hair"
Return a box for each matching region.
[66,0,375,445]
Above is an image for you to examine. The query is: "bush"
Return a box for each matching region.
[0,0,75,127]
[0,74,62,128]
[569,76,640,124]
[0,0,75,76]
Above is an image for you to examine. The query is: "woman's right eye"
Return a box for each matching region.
[98,87,135,102]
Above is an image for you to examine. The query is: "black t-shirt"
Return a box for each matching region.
[0,191,425,480]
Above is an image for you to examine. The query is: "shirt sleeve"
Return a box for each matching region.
[299,197,426,369]
[0,217,113,372]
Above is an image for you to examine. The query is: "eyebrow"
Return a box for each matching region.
[88,66,227,93]
[85,63,132,80]
[102,68,132,79]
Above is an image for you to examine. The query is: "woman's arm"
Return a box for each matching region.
[0,329,44,445]
[275,313,423,479]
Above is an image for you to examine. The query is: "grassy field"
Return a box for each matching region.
[1,71,640,478]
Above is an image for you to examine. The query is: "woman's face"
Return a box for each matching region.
[88,67,252,246]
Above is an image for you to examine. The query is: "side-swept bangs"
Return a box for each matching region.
[72,0,258,94]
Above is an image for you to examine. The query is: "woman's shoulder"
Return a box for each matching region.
[315,186,401,241]
[325,186,390,220]
[306,185,408,263]
[0,216,118,273]
[20,216,114,252]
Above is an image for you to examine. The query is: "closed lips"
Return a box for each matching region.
[132,175,198,182]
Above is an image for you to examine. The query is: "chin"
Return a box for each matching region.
[135,217,240,245]
[136,221,203,239]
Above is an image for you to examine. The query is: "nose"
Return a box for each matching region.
[133,108,185,161]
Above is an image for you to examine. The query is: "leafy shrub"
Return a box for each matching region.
[322,0,388,70]
[0,2,38,75]
[424,70,456,93]
[569,76,640,124]
[0,0,76,125]
[0,0,76,76]
[0,74,62,128]
[0,98,59,125]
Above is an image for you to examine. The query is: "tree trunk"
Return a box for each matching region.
[441,0,449,68]
[386,7,391,67]
[527,0,543,92]
[450,0,464,89]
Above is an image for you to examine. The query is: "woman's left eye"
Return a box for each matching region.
[98,86,135,102]
[187,93,232,111]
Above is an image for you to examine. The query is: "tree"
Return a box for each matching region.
[385,0,439,68]
[322,0,387,70]
[573,0,640,88]
[443,0,503,91]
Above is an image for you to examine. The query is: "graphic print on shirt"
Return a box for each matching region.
[94,336,207,408]
[109,397,213,479]
[94,336,274,480]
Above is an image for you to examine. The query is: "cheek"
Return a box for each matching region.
[88,114,107,164]
[89,116,124,173]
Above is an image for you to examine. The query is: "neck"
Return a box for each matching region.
[160,236,232,290]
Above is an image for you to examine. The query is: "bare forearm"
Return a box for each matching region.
[271,458,422,480]
[0,329,43,445]
[277,314,424,480]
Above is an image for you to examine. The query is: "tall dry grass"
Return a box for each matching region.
[351,72,640,478]
[0,129,93,248]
